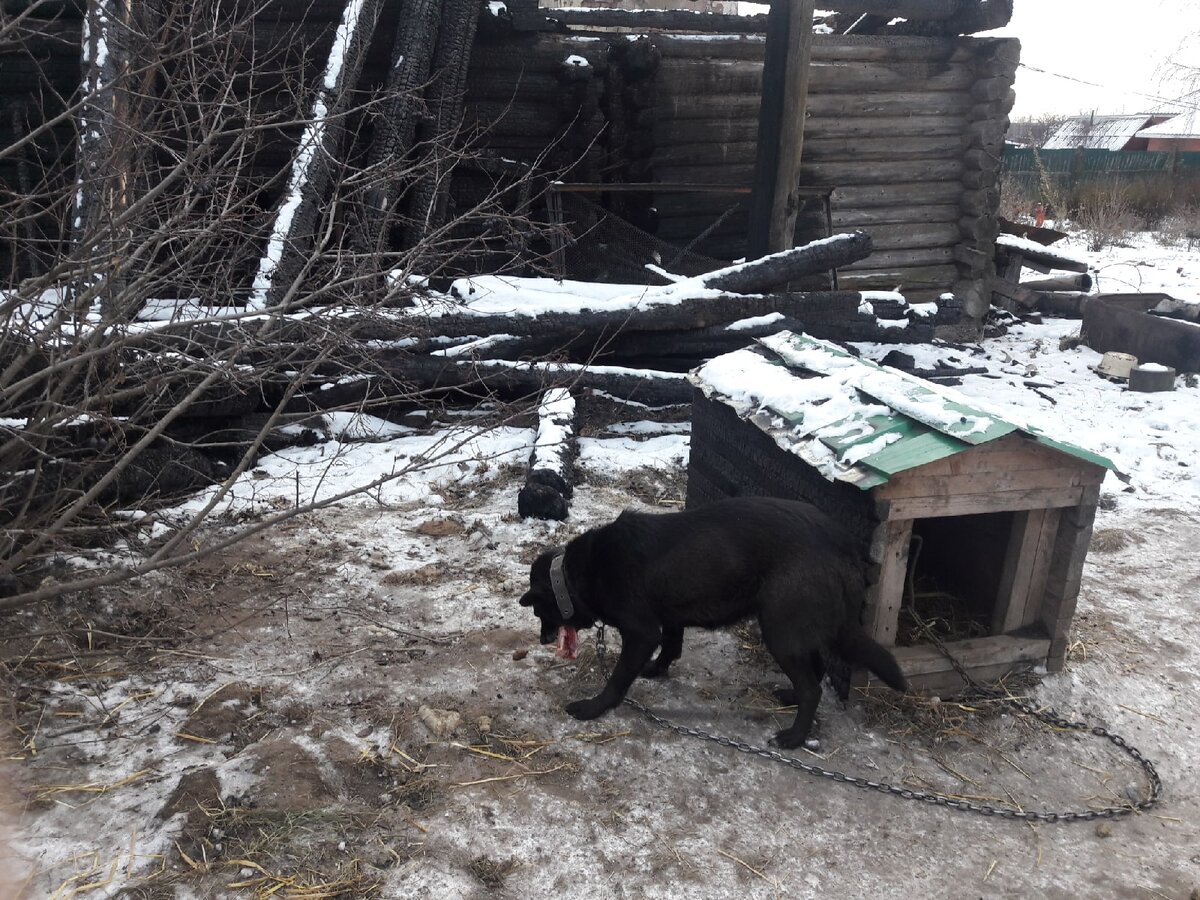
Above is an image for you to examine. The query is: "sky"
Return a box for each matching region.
[986,0,1200,120]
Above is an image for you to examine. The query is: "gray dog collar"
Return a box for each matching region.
[549,551,573,619]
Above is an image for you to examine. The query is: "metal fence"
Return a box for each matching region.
[1002,146,1200,183]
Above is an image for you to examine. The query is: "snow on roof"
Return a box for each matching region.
[1043,115,1160,151]
[691,331,1115,489]
[1136,108,1200,139]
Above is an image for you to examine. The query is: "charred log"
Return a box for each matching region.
[517,387,575,520]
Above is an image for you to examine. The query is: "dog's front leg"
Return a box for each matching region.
[565,631,659,720]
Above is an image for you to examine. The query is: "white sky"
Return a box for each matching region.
[986,0,1200,120]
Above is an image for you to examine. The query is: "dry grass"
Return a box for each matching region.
[467,855,518,890]
[1090,528,1145,554]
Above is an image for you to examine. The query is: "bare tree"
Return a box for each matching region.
[0,0,560,608]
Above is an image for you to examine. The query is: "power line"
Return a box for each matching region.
[1016,62,1200,113]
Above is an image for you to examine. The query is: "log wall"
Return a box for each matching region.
[1,1,1017,322]
[453,26,1017,312]
[643,33,1017,307]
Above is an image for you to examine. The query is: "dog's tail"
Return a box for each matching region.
[833,624,908,692]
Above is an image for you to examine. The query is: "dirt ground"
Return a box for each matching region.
[3,452,1198,900]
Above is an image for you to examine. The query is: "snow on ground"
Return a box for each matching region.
[6,232,1200,898]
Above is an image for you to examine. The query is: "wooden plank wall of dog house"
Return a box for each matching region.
[645,34,1017,302]
[872,435,1108,519]
[887,634,1053,694]
[685,392,879,540]
[1041,499,1100,672]
[991,506,1061,634]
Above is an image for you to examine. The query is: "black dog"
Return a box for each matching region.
[519,496,908,748]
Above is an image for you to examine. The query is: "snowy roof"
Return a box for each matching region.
[690,332,1114,490]
[1136,108,1200,139]
[1043,115,1162,151]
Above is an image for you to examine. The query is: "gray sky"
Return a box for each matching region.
[987,0,1200,120]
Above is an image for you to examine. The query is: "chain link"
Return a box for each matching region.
[591,625,1162,824]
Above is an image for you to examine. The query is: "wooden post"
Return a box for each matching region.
[355,0,444,260]
[865,517,912,647]
[747,0,816,257]
[73,0,125,317]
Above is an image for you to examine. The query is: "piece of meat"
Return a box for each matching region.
[554,626,578,660]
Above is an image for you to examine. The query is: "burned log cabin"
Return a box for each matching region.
[1,0,1017,337]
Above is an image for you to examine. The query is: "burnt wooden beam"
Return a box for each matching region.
[388,288,869,342]
[771,0,815,255]
[354,0,444,260]
[73,0,127,314]
[383,355,695,407]
[248,0,384,310]
[403,0,486,249]
[748,0,816,258]
[517,388,575,520]
[892,0,1013,35]
[1020,273,1092,293]
[703,230,870,292]
[546,6,768,33]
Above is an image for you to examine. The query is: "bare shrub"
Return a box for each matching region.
[1073,183,1143,252]
[1159,204,1200,250]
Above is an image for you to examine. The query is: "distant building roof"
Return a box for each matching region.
[1137,108,1200,139]
[1043,115,1163,151]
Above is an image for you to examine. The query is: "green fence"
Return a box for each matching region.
[1001,146,1200,212]
[1003,146,1200,181]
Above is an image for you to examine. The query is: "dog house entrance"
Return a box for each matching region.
[897,512,1017,646]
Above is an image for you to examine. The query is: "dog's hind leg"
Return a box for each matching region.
[767,649,822,749]
[759,599,823,748]
[642,626,683,679]
[773,653,823,706]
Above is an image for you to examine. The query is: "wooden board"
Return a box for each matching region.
[890,634,1052,677]
[887,433,1106,478]
[853,635,1052,693]
[865,518,912,646]
[875,463,1106,501]
[880,485,1091,520]
[991,507,1061,634]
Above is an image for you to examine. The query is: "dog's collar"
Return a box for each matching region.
[549,550,574,620]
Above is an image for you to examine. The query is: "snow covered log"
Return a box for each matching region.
[699,231,872,293]
[548,7,767,32]
[1019,273,1093,293]
[388,290,869,344]
[517,388,575,520]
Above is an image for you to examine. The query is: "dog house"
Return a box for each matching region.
[688,332,1113,693]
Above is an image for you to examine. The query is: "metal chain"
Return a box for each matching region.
[591,625,1162,824]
